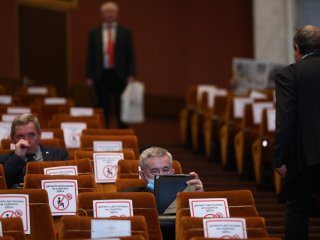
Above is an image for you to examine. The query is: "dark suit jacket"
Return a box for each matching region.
[274,52,320,182]
[86,24,136,83]
[0,145,69,188]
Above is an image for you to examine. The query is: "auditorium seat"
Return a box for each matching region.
[77,192,163,240]
[175,190,259,240]
[59,215,148,240]
[80,135,139,159]
[179,85,197,146]
[73,149,136,160]
[0,217,25,240]
[0,189,56,240]
[25,158,93,175]
[180,216,269,240]
[82,128,135,136]
[24,174,95,236]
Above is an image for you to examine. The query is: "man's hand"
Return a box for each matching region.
[275,164,287,178]
[187,172,204,192]
[14,139,30,158]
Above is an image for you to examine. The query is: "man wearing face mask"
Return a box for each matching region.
[122,146,204,192]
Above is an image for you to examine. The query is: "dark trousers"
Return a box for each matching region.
[284,164,320,240]
[95,69,127,128]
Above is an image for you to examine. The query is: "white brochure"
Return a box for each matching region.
[93,141,122,152]
[0,122,11,141]
[233,97,253,119]
[7,107,31,114]
[93,152,124,183]
[70,107,94,116]
[203,218,247,239]
[61,122,87,148]
[267,108,276,132]
[91,219,131,239]
[0,194,30,234]
[41,131,54,139]
[44,97,67,105]
[44,166,78,176]
[0,95,12,104]
[252,102,274,124]
[41,179,78,216]
[1,114,16,123]
[93,199,133,218]
[27,87,48,95]
[189,198,229,218]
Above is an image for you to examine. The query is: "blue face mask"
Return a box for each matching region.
[147,179,154,192]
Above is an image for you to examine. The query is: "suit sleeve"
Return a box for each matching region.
[126,29,136,76]
[1,154,25,188]
[274,65,297,168]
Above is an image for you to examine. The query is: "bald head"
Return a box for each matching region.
[100,1,119,24]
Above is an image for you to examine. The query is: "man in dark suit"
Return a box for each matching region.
[86,1,136,128]
[0,113,69,188]
[274,25,320,240]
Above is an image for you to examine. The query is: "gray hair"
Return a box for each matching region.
[139,147,173,170]
[293,25,320,55]
[10,113,41,139]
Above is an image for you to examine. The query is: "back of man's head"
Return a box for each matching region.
[293,25,320,55]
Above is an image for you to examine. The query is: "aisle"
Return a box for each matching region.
[130,117,320,239]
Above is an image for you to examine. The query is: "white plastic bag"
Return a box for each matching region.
[121,81,145,123]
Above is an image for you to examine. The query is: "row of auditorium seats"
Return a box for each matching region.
[180,85,282,194]
[0,84,280,239]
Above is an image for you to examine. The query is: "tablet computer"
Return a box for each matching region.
[154,174,194,214]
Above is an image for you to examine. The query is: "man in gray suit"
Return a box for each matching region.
[274,25,320,239]
[0,113,69,188]
[86,1,136,128]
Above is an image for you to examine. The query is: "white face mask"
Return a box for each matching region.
[146,179,154,192]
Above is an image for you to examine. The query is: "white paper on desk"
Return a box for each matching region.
[61,122,87,148]
[203,217,247,239]
[27,87,48,95]
[41,179,78,216]
[252,102,274,124]
[41,131,54,139]
[91,219,131,239]
[93,199,133,218]
[0,95,12,104]
[93,141,122,152]
[1,114,16,123]
[44,166,78,176]
[93,152,124,183]
[249,90,267,99]
[0,194,30,234]
[267,108,276,132]
[7,107,31,114]
[44,97,67,105]
[0,122,11,141]
[70,107,94,116]
[233,97,253,119]
[189,198,229,218]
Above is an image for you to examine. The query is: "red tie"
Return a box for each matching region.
[106,28,114,65]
